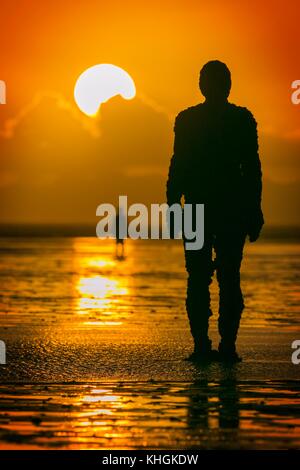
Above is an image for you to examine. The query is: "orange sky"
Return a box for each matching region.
[0,0,299,225]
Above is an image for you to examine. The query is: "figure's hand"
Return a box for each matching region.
[249,227,262,243]
[166,203,183,239]
[247,208,264,242]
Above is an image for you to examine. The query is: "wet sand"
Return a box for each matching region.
[0,379,299,450]
[0,238,299,449]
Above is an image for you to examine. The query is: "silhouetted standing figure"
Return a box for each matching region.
[167,61,264,362]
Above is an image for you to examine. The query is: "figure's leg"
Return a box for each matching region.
[214,230,246,359]
[184,234,214,354]
[118,240,124,257]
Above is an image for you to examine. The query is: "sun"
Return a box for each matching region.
[74,64,136,116]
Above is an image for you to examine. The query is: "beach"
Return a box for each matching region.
[0,237,299,449]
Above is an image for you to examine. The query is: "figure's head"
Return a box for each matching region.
[199,60,231,102]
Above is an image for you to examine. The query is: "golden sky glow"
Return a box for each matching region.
[0,0,299,225]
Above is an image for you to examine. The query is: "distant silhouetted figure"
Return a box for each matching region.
[115,210,125,259]
[167,60,264,362]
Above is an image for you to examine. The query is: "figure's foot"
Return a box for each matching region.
[185,348,219,363]
[218,343,242,363]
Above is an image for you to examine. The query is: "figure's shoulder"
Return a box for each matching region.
[227,103,257,124]
[174,104,203,129]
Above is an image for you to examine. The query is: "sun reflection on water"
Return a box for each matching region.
[78,276,127,306]
[72,240,130,326]
[76,275,129,324]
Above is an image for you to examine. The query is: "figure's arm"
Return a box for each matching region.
[240,110,264,242]
[166,113,185,206]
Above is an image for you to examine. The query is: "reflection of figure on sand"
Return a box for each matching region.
[187,377,239,434]
[115,209,125,259]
